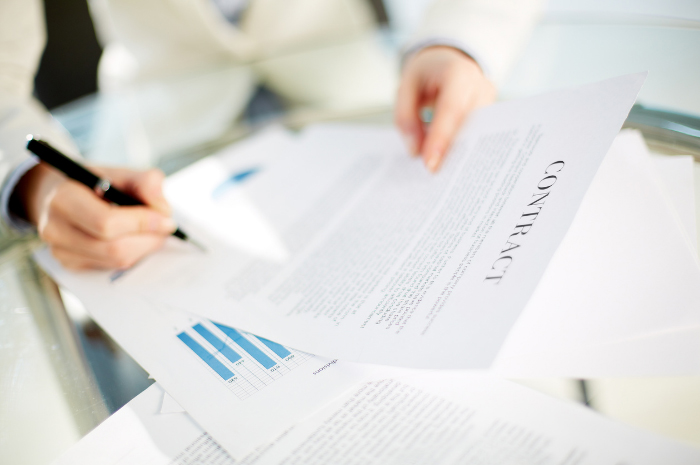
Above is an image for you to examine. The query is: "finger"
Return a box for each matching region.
[94,167,171,215]
[103,234,168,269]
[99,234,167,269]
[40,215,99,252]
[395,71,424,156]
[51,247,117,270]
[422,77,475,173]
[41,216,167,266]
[51,243,163,271]
[52,182,177,240]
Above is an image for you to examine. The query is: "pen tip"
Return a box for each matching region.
[188,238,207,253]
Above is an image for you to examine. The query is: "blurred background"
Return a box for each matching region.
[36,0,700,170]
[35,0,700,110]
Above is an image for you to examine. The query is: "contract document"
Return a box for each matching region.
[36,126,700,460]
[55,377,700,465]
[493,130,700,377]
[107,74,645,368]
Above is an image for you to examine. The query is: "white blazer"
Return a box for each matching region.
[0,0,542,233]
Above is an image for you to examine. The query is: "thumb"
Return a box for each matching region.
[422,78,472,172]
[395,71,423,156]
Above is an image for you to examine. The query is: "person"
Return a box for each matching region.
[0,0,542,269]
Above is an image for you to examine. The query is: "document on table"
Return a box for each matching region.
[34,129,381,460]
[37,251,378,460]
[54,377,700,465]
[493,130,700,377]
[651,153,697,254]
[43,249,387,460]
[108,74,646,369]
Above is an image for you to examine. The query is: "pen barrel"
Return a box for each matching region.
[172,229,187,240]
[27,137,194,245]
[102,187,143,207]
[26,139,100,187]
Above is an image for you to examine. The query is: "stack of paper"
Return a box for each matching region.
[40,74,700,464]
[55,377,700,465]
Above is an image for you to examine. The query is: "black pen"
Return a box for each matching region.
[26,135,205,251]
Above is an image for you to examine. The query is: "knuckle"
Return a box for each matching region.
[49,184,71,212]
[105,240,126,261]
[146,168,165,181]
[114,257,135,269]
[434,108,465,133]
[431,120,455,139]
[93,212,115,238]
[438,96,463,115]
[49,247,65,261]
[141,212,155,233]
[39,222,57,243]
[396,80,410,98]
[59,180,85,197]
[394,106,417,133]
[50,248,75,268]
[53,181,72,197]
[449,59,468,73]
[151,236,167,251]
[105,241,137,269]
[395,107,414,127]
[394,109,408,126]
[141,169,164,190]
[394,113,408,130]
[64,261,84,271]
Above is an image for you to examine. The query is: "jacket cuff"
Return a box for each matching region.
[1,156,38,233]
[402,36,492,81]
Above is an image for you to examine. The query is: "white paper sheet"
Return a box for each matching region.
[37,251,378,460]
[110,74,647,369]
[54,376,700,465]
[496,325,700,378]
[493,130,700,377]
[160,392,185,414]
[35,129,381,460]
[52,384,228,465]
[651,154,697,254]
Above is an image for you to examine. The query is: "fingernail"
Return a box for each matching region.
[426,152,442,173]
[154,216,177,233]
[153,197,172,216]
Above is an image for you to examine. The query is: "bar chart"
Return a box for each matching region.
[177,319,313,399]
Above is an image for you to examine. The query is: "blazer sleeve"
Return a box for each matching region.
[0,0,76,235]
[407,0,545,87]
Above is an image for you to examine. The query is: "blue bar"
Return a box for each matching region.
[214,324,276,369]
[193,324,242,364]
[178,332,233,380]
[255,336,291,359]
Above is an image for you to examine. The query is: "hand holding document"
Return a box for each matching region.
[36,73,700,463]
[40,74,700,378]
[35,130,384,460]
[105,74,648,369]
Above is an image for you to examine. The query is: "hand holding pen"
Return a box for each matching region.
[20,136,201,270]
